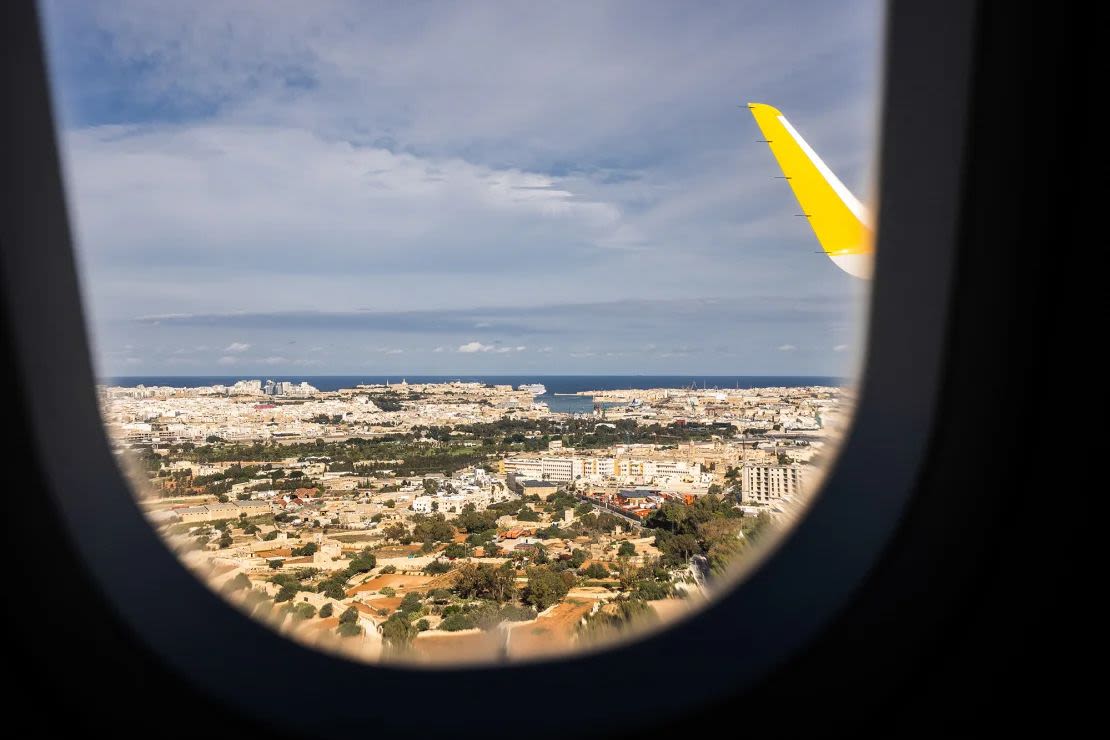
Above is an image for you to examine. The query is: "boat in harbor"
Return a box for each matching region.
[518,383,547,396]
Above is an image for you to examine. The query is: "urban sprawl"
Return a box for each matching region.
[102,379,849,663]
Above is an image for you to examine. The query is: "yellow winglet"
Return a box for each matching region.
[748,103,873,279]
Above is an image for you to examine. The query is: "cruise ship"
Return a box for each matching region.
[518,383,547,396]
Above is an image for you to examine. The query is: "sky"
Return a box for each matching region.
[39,0,883,377]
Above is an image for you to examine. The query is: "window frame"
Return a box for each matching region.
[0,1,977,735]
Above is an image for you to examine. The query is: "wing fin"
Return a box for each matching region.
[748,103,873,279]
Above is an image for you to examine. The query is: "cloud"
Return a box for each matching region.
[42,0,879,378]
[833,344,849,352]
[64,124,622,280]
[457,341,493,353]
[778,344,797,352]
[217,355,237,365]
[224,342,251,352]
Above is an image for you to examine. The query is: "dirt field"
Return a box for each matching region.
[506,598,598,660]
[359,596,403,616]
[410,629,502,663]
[255,548,293,558]
[375,544,429,558]
[346,573,437,596]
[648,597,697,623]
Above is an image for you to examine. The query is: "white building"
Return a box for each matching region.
[741,464,804,504]
[503,456,575,483]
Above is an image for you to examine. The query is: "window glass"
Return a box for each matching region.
[39,0,883,664]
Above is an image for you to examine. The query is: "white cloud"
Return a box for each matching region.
[65,124,622,285]
[778,344,797,352]
[217,355,237,365]
[47,1,878,377]
[833,344,849,352]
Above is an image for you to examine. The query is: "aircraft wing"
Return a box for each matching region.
[748,103,874,279]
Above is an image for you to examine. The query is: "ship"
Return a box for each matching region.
[518,383,547,396]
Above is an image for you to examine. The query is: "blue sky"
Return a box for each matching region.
[39,0,882,376]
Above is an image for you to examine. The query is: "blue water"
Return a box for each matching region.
[103,375,844,415]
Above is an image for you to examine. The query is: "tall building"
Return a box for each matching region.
[502,455,702,485]
[741,464,803,504]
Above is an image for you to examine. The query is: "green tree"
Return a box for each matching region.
[291,542,318,557]
[453,563,517,602]
[292,602,317,621]
[319,602,334,618]
[523,566,571,610]
[275,584,298,602]
[635,579,673,600]
[411,514,454,543]
[398,591,424,615]
[346,547,377,575]
[443,542,471,559]
[337,621,362,638]
[581,562,610,579]
[617,541,637,557]
[699,517,746,573]
[380,613,418,649]
[423,560,452,575]
[319,578,348,600]
[439,613,473,631]
[383,523,409,542]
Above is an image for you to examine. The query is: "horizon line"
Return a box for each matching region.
[101,372,847,378]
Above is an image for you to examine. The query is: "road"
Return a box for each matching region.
[572,493,645,530]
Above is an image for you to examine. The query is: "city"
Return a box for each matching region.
[104,378,850,663]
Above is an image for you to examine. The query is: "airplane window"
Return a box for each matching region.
[37,0,883,665]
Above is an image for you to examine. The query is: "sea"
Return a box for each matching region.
[103,375,845,415]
